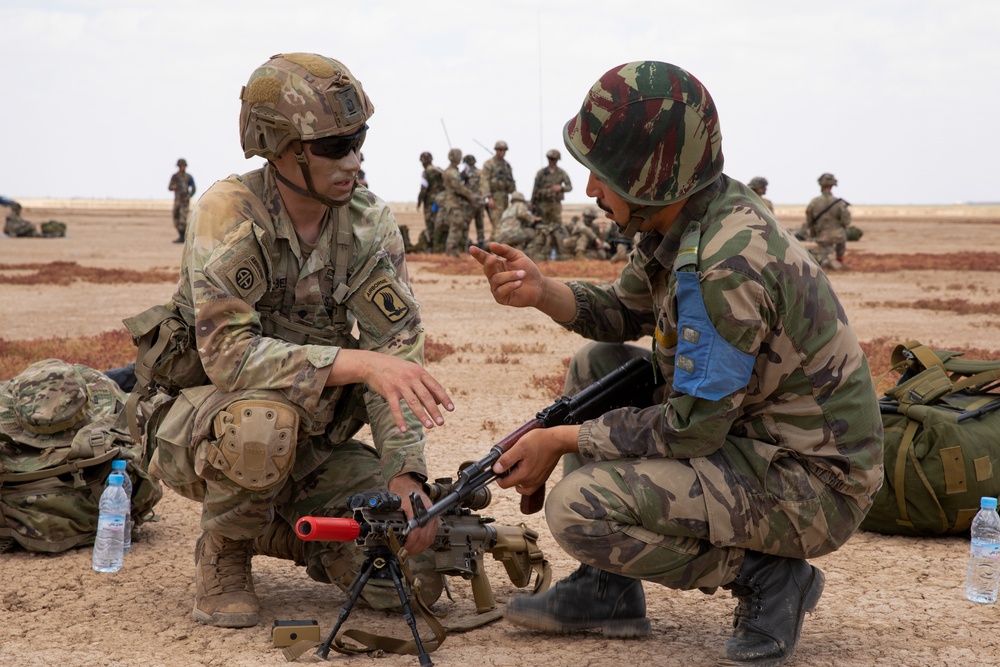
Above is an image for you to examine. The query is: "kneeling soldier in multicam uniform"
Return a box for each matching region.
[135,52,454,629]
[471,61,883,667]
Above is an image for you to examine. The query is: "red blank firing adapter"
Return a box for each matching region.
[295,516,361,542]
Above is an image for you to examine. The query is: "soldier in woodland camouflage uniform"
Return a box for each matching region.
[494,191,538,250]
[747,176,774,213]
[471,61,882,667]
[482,140,516,241]
[168,158,197,243]
[416,151,444,250]
[135,53,453,629]
[806,173,851,270]
[462,154,486,247]
[442,147,483,256]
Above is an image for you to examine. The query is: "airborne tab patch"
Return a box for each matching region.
[364,275,409,322]
[346,268,418,343]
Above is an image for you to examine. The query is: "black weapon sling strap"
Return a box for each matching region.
[808,197,843,228]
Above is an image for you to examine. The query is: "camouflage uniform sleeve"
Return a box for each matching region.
[560,168,573,194]
[839,201,852,228]
[577,265,774,463]
[182,182,336,416]
[558,254,657,341]
[351,201,429,483]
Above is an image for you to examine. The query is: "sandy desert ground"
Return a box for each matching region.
[2,198,1000,667]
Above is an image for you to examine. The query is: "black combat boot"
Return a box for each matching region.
[721,551,825,667]
[504,563,650,637]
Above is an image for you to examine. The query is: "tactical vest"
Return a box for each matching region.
[125,167,366,443]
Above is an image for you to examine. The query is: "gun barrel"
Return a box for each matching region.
[296,516,361,542]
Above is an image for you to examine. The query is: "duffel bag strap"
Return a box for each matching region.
[892,417,949,533]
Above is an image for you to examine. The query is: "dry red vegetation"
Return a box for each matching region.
[842,251,1000,272]
[0,261,177,285]
[0,330,136,381]
[406,253,626,282]
[864,298,1000,316]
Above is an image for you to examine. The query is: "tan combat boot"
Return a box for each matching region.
[192,532,259,628]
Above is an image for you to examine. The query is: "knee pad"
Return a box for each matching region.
[211,400,299,490]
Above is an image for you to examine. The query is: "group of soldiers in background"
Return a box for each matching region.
[412,142,636,261]
[1,196,67,238]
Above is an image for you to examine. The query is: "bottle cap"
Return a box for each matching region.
[108,473,124,486]
[981,496,998,510]
[111,460,127,471]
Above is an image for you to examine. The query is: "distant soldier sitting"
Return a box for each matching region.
[495,192,539,251]
[561,208,607,259]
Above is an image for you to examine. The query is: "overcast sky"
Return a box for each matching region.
[1,1,997,207]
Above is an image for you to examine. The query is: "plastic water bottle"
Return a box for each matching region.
[92,473,128,573]
[110,460,133,554]
[965,496,1000,603]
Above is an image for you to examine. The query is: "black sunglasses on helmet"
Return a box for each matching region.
[307,124,368,160]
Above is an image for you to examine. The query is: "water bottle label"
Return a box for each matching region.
[98,515,126,531]
[970,538,1000,559]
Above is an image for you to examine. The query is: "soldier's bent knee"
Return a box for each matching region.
[209,399,299,490]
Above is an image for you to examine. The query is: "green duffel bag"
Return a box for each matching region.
[861,341,1000,536]
[0,359,162,553]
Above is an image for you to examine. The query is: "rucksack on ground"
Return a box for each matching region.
[860,341,1000,536]
[0,359,162,553]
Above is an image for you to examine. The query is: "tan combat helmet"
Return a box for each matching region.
[447,148,462,164]
[239,52,374,207]
[177,158,187,168]
[818,173,838,187]
[495,140,508,151]
[747,176,768,191]
[420,151,433,165]
[582,206,600,221]
[511,191,525,202]
[546,149,561,161]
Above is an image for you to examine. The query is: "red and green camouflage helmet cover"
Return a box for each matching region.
[563,61,724,207]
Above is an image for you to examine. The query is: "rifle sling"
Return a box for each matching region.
[809,198,843,227]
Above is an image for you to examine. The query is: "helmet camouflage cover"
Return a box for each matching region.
[747,176,768,189]
[545,149,561,160]
[495,140,508,150]
[463,154,476,165]
[447,148,462,163]
[511,191,525,202]
[563,61,724,207]
[239,52,374,161]
[420,151,433,162]
[818,173,838,186]
[582,206,600,220]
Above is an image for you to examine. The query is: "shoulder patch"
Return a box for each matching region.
[205,220,268,303]
[346,267,418,343]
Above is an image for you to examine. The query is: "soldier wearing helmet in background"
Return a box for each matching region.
[806,173,852,270]
[416,151,445,251]
[747,176,774,213]
[471,61,881,667]
[461,154,486,248]
[560,207,607,260]
[443,147,484,256]
[531,148,572,227]
[482,140,517,241]
[168,158,196,243]
[494,191,539,251]
[131,53,453,630]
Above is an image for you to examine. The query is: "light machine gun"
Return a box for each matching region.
[295,485,547,665]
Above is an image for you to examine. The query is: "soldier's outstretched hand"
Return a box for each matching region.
[469,242,544,309]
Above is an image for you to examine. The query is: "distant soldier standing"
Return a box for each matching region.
[747,176,774,213]
[494,191,539,251]
[462,154,486,248]
[416,151,445,252]
[168,158,197,243]
[806,173,851,270]
[443,148,483,256]
[482,140,516,241]
[531,149,573,227]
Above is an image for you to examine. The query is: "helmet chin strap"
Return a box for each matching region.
[272,139,355,209]
[616,202,656,238]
